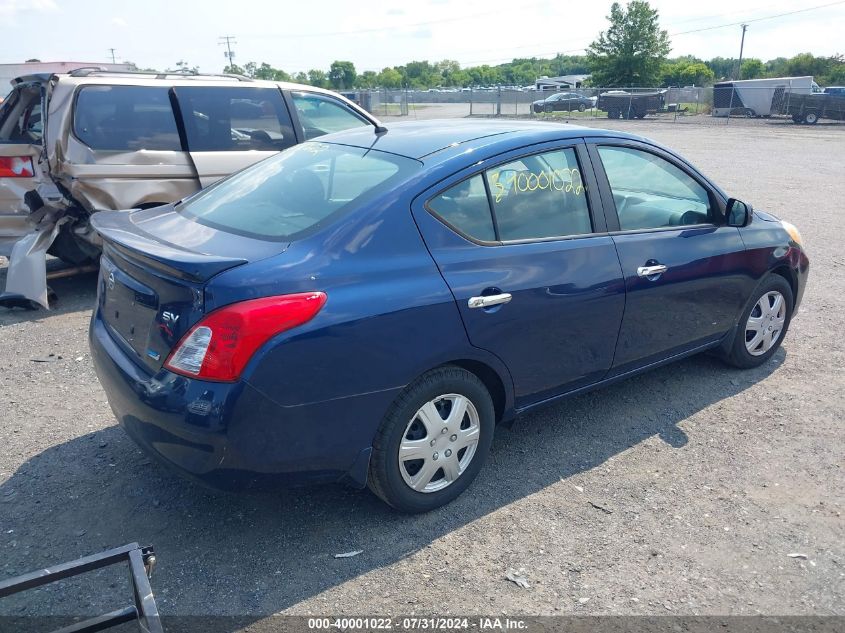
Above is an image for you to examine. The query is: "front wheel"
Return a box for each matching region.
[578,103,586,112]
[803,111,819,125]
[723,275,793,369]
[368,366,495,513]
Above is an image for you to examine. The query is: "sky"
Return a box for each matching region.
[1,0,844,74]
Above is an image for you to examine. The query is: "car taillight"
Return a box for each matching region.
[164,292,327,382]
[0,156,35,178]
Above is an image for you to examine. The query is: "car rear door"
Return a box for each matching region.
[173,85,298,187]
[412,141,625,409]
[588,139,753,376]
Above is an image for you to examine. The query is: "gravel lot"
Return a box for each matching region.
[0,118,843,623]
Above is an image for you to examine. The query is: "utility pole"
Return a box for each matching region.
[108,48,117,64]
[737,24,748,79]
[218,35,237,70]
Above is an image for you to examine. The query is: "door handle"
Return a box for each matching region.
[637,264,668,278]
[468,293,512,309]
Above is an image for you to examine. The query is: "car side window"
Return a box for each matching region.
[485,148,592,241]
[175,86,295,152]
[428,175,496,242]
[597,146,712,230]
[291,93,369,140]
[73,85,181,151]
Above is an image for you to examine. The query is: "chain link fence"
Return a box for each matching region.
[352,85,842,127]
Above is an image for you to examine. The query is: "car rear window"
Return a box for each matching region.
[73,85,181,151]
[177,142,420,241]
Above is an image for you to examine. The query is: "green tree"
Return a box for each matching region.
[329,61,357,89]
[357,70,378,88]
[377,67,403,88]
[740,59,764,79]
[171,60,199,74]
[307,69,328,88]
[706,56,738,80]
[586,1,670,86]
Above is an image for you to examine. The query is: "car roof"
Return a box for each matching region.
[15,71,348,99]
[316,119,642,162]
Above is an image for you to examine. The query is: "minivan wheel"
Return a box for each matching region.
[724,275,793,369]
[368,366,495,513]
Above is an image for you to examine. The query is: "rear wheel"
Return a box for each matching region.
[723,275,793,369]
[803,111,819,125]
[368,366,495,513]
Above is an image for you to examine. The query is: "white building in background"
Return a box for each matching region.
[535,74,591,91]
[1,61,136,95]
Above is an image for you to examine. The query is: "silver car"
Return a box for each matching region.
[0,69,381,308]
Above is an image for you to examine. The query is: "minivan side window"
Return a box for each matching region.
[597,146,712,230]
[291,93,369,140]
[73,85,181,151]
[175,86,295,152]
[485,148,592,241]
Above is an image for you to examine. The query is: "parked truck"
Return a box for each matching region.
[780,91,845,124]
[597,90,666,119]
[712,76,822,117]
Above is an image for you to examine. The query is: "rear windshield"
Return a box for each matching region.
[177,142,420,241]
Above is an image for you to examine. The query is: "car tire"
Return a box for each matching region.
[544,105,553,114]
[368,365,495,513]
[803,111,819,125]
[607,109,618,119]
[723,275,794,369]
[792,114,803,124]
[578,103,586,112]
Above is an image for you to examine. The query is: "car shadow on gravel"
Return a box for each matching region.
[0,349,784,618]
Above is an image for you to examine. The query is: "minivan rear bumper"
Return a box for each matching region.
[89,309,380,490]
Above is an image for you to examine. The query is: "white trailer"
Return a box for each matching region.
[712,76,822,117]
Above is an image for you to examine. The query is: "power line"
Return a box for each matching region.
[459,0,845,66]
[108,48,117,64]
[219,35,237,66]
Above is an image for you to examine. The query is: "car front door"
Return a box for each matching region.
[412,142,626,409]
[589,140,753,376]
[288,91,371,140]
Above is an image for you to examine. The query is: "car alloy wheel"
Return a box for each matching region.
[745,290,786,356]
[398,393,480,493]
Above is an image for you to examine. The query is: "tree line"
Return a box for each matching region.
[198,1,844,89]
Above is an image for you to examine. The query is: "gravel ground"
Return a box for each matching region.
[0,119,843,623]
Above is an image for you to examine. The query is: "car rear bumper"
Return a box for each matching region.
[89,309,384,490]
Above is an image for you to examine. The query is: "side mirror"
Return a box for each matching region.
[726,198,753,227]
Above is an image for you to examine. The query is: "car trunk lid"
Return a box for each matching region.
[91,205,288,373]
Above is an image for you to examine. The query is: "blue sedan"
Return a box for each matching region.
[89,120,809,512]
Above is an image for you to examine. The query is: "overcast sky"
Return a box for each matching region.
[2,0,844,73]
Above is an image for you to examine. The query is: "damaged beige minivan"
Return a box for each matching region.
[0,69,379,308]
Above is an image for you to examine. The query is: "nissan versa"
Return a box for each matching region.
[89,120,809,513]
